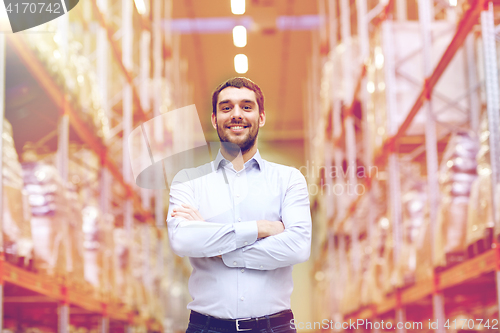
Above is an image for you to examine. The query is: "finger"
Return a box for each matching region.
[174,206,199,220]
[171,212,194,220]
[181,203,204,221]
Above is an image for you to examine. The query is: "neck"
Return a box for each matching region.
[220,143,258,171]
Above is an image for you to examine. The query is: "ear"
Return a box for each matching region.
[211,112,217,130]
[259,110,266,127]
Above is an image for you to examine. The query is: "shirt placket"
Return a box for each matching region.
[233,167,247,315]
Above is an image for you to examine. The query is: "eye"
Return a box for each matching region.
[221,106,232,111]
[243,105,252,110]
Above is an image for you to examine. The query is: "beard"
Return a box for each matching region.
[216,118,259,155]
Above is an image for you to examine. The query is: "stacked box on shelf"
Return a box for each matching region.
[2,118,33,268]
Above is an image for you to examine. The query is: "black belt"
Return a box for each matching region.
[189,310,294,332]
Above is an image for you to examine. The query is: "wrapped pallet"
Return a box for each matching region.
[2,119,33,267]
[112,227,131,304]
[435,132,479,268]
[395,176,428,286]
[66,184,84,282]
[22,161,70,276]
[82,205,115,296]
[467,115,494,255]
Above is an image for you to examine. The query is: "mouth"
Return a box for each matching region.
[226,124,249,133]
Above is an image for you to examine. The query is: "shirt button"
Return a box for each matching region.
[233,261,237,266]
[244,241,248,245]
[238,218,242,222]
[240,297,245,301]
[237,174,240,177]
[241,269,245,273]
[219,250,222,253]
[260,265,263,269]
[236,194,240,197]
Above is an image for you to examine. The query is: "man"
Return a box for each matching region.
[167,77,311,333]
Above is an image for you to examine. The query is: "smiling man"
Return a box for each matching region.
[167,77,312,333]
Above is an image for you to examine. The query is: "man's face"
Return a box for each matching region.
[212,87,266,154]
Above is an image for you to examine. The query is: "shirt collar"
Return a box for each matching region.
[213,149,264,171]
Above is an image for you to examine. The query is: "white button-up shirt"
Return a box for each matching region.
[167,150,312,319]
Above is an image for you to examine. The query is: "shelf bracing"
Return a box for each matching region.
[122,0,133,242]
[316,0,488,270]
[480,1,500,324]
[97,0,112,218]
[418,0,445,329]
[0,33,5,333]
[90,0,149,123]
[381,15,406,333]
[139,1,152,213]
[58,302,69,333]
[153,0,164,228]
[340,0,361,279]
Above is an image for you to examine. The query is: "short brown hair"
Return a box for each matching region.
[212,77,265,116]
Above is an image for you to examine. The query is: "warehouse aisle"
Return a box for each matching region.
[1,0,500,333]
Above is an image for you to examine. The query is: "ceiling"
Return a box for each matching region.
[171,0,319,167]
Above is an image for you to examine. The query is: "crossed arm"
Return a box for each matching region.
[166,169,312,270]
[171,204,285,239]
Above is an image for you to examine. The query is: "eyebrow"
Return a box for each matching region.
[218,99,256,107]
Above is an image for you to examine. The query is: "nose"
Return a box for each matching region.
[231,105,243,120]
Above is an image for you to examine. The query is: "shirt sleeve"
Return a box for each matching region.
[167,169,259,258]
[221,169,312,270]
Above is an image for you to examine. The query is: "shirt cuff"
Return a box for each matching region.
[233,220,258,249]
[222,248,244,268]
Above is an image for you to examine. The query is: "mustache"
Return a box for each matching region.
[224,121,250,127]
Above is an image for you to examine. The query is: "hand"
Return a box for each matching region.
[171,203,205,221]
[257,220,284,238]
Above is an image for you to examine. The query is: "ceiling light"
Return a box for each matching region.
[233,26,247,47]
[231,0,245,15]
[234,54,248,73]
[367,81,375,94]
[134,0,146,14]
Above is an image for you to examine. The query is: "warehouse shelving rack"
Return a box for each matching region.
[0,0,190,332]
[308,0,500,330]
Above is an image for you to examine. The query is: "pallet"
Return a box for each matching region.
[467,228,493,259]
[435,252,467,273]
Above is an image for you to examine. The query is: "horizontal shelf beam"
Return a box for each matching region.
[2,261,159,327]
[345,248,499,320]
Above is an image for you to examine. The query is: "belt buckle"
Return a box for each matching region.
[236,318,252,331]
